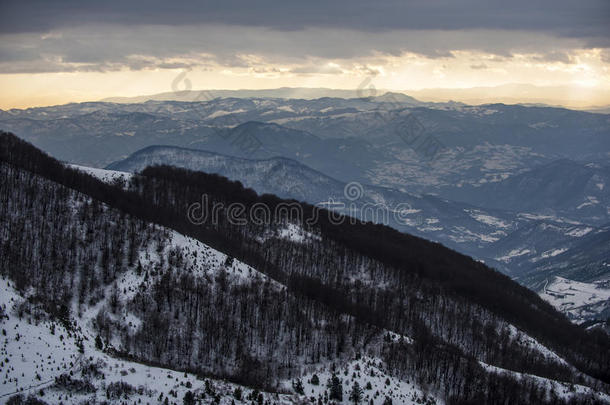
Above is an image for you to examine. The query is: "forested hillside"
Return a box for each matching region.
[1,131,609,404]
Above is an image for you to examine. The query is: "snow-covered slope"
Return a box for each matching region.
[539,277,610,324]
[0,278,291,405]
[69,164,132,185]
[288,356,441,405]
[0,209,441,405]
[0,161,443,404]
[480,361,610,403]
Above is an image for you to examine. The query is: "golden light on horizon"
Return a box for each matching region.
[1,48,609,110]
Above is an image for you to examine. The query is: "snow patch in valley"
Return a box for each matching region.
[448,227,500,243]
[206,109,246,119]
[496,248,531,263]
[576,196,600,210]
[540,248,568,259]
[516,213,582,226]
[565,227,593,237]
[539,277,610,323]
[465,209,511,229]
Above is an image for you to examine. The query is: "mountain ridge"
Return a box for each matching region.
[106,143,525,258]
[2,131,610,404]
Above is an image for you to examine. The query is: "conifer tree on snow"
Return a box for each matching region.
[328,374,343,401]
[349,381,363,405]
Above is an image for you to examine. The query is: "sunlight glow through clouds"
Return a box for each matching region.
[1,0,608,108]
[1,47,609,109]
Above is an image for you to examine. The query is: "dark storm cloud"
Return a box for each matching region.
[0,0,608,44]
[0,25,596,74]
[0,1,608,74]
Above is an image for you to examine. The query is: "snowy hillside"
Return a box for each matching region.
[0,188,441,404]
[1,132,610,405]
[288,357,441,405]
[1,269,448,405]
[0,278,290,405]
[70,165,132,185]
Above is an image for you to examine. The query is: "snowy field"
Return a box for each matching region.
[539,277,610,323]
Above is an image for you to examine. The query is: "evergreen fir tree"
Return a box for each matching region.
[349,381,362,405]
[328,374,342,401]
[293,379,305,395]
[95,335,103,351]
[183,390,195,405]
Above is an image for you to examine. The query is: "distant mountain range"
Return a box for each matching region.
[1,97,608,194]
[101,87,413,103]
[98,84,610,110]
[406,83,610,110]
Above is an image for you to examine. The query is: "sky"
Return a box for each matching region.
[1,0,609,109]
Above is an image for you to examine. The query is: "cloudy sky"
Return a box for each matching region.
[1,0,609,108]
